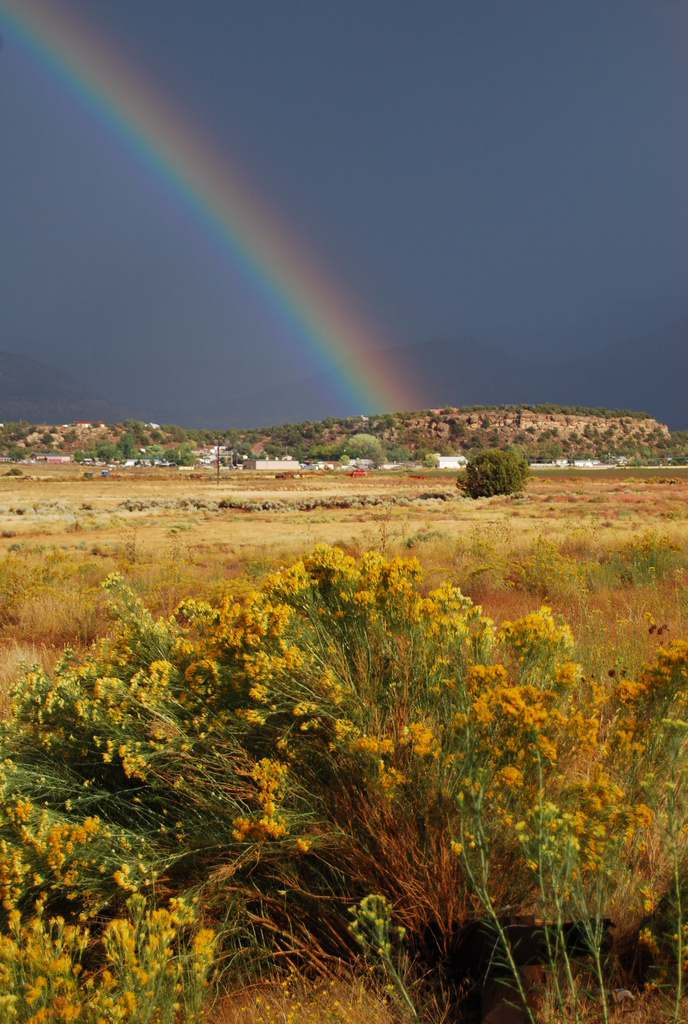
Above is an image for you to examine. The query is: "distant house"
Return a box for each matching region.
[436,455,468,470]
[33,454,72,464]
[73,421,105,429]
[243,456,300,471]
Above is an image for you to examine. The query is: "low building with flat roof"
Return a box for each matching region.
[243,456,300,471]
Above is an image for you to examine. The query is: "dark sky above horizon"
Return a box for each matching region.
[1,0,687,420]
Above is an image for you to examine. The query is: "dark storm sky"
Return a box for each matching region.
[1,0,687,419]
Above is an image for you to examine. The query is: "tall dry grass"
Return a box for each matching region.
[205,978,397,1024]
[2,473,688,1019]
[2,491,688,698]
[0,641,56,716]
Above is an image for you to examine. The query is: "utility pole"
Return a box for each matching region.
[215,436,221,487]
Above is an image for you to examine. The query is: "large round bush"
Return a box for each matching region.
[460,448,529,498]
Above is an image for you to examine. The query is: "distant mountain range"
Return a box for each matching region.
[2,311,687,429]
[0,351,139,425]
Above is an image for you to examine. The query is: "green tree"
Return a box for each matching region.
[459,448,529,499]
[168,443,195,466]
[119,432,137,460]
[161,424,187,443]
[347,433,386,465]
[95,441,120,463]
[144,444,166,463]
[387,444,411,463]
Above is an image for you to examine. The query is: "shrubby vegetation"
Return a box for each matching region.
[72,435,196,466]
[0,895,215,1021]
[1,545,688,1018]
[459,448,529,498]
[1,403,686,466]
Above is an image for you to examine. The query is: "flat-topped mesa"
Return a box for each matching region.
[460,408,670,439]
[361,406,673,460]
[382,406,665,434]
[0,404,676,464]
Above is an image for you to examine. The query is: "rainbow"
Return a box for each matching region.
[0,0,418,416]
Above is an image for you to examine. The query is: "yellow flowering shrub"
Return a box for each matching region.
[0,895,214,1022]
[513,537,586,597]
[2,544,688,1004]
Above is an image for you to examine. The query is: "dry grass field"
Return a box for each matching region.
[2,464,688,684]
[3,464,688,1023]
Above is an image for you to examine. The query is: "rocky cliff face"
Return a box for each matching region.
[460,408,667,439]
[364,406,671,458]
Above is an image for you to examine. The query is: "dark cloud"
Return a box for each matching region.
[1,0,687,423]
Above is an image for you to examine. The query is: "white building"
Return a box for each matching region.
[436,455,468,470]
[243,456,300,471]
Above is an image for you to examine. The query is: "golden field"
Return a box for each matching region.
[2,465,688,683]
[2,465,688,1022]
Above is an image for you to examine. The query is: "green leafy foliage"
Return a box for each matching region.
[459,448,529,498]
[345,432,387,464]
[0,403,684,464]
